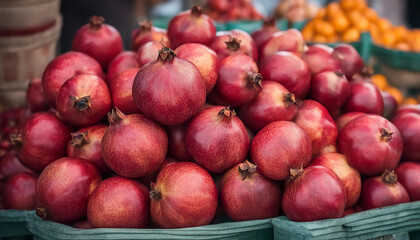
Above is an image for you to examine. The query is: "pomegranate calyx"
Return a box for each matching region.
[360,66,373,77]
[218,106,236,121]
[247,71,263,89]
[36,207,47,220]
[289,167,303,180]
[70,132,88,147]
[149,182,162,200]
[107,108,126,125]
[238,160,257,180]
[191,6,203,17]
[334,71,345,77]
[89,16,105,30]
[382,169,397,185]
[10,133,22,146]
[380,128,393,142]
[158,47,176,61]
[263,16,276,27]
[284,93,297,107]
[71,96,92,111]
[138,20,152,31]
[225,37,241,51]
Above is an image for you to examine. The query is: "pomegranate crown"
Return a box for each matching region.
[158,47,176,61]
[191,6,203,17]
[89,16,105,29]
[238,160,257,180]
[382,169,397,185]
[225,36,241,51]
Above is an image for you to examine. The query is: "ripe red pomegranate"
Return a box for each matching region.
[72,16,123,70]
[166,124,193,162]
[174,43,219,94]
[106,51,139,84]
[282,165,346,222]
[260,51,311,99]
[301,44,340,75]
[336,112,365,131]
[26,78,48,113]
[132,47,206,125]
[185,106,249,173]
[251,17,279,49]
[150,162,218,228]
[10,112,70,171]
[220,160,281,221]
[338,114,403,175]
[137,41,165,67]
[36,157,101,223]
[396,162,420,201]
[42,51,103,108]
[311,153,361,207]
[361,170,410,210]
[87,176,150,228]
[332,44,364,79]
[56,74,111,127]
[110,68,141,114]
[392,112,420,162]
[67,124,110,175]
[343,81,384,115]
[131,20,169,51]
[101,109,167,178]
[168,6,216,49]
[250,121,312,180]
[2,173,37,210]
[260,29,306,60]
[381,91,398,119]
[139,157,177,188]
[0,150,34,180]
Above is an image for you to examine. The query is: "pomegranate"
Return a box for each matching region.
[395,104,420,116]
[259,51,311,99]
[42,51,103,108]
[10,112,70,171]
[336,112,365,131]
[0,108,26,129]
[106,51,139,84]
[166,124,193,162]
[332,44,364,79]
[2,173,37,210]
[174,43,219,94]
[301,44,340,75]
[338,114,403,175]
[343,81,384,115]
[361,170,410,210]
[131,20,169,51]
[168,6,216,49]
[251,17,279,49]
[282,165,346,222]
[101,109,167,178]
[381,91,398,119]
[87,176,150,228]
[260,29,306,60]
[392,112,420,162]
[219,160,281,221]
[250,121,312,180]
[350,66,373,83]
[150,162,218,228]
[132,47,206,125]
[139,157,177,188]
[26,78,48,113]
[396,162,420,201]
[56,74,111,127]
[342,208,357,217]
[36,157,101,224]
[72,16,123,70]
[0,150,34,180]
[110,68,141,114]
[137,41,165,67]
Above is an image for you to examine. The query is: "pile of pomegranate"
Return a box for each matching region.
[1,6,420,229]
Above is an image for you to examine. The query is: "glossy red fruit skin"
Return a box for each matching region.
[250,121,312,180]
[139,157,177,188]
[56,74,111,127]
[185,106,250,173]
[101,110,168,178]
[110,68,141,114]
[332,44,364,79]
[132,48,206,126]
[392,112,420,162]
[260,29,306,60]
[150,162,218,228]
[282,165,346,222]
[67,124,110,175]
[2,173,38,210]
[131,20,169,51]
[168,6,216,49]
[87,176,150,228]
[395,104,420,116]
[174,43,219,94]
[302,44,340,75]
[36,157,101,224]
[343,81,384,115]
[11,112,70,171]
[260,51,311,99]
[251,18,279,49]
[220,161,282,221]
[396,162,420,201]
[137,41,164,67]
[0,150,34,180]
[42,51,103,108]
[336,112,365,131]
[338,114,403,175]
[106,51,139,84]
[381,91,398,119]
[311,153,361,207]
[72,16,123,70]
[166,124,193,162]
[294,100,338,156]
[26,78,48,113]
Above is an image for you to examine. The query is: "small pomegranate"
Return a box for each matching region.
[361,170,410,210]
[166,124,193,162]
[36,157,101,224]
[381,91,398,119]
[137,41,165,67]
[72,16,123,70]
[392,112,420,162]
[110,68,141,114]
[131,20,169,51]
[251,17,280,49]
[302,44,340,75]
[0,150,34,180]
[2,173,38,210]
[139,157,177,188]
[338,114,403,175]
[150,162,218,228]
[332,44,364,79]
[106,51,139,84]
[26,78,48,113]
[343,81,384,115]
[396,162,420,201]
[336,112,365,131]
[260,29,306,60]
[250,121,312,180]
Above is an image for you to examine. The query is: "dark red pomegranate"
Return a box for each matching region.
[131,20,169,51]
[251,17,279,49]
[42,51,103,108]
[132,47,206,125]
[392,112,420,162]
[150,162,218,228]
[139,157,177,188]
[361,170,410,210]
[72,16,123,70]
[338,114,403,175]
[302,44,340,75]
[381,91,398,119]
[36,157,101,223]
[250,121,312,180]
[101,109,167,178]
[396,162,420,201]
[26,78,48,113]
[336,112,365,131]
[137,41,165,67]
[332,44,364,79]
[0,150,34,180]
[220,160,281,221]
[2,173,38,210]
[106,51,139,84]
[166,124,193,162]
[343,81,384,115]
[260,51,311,99]
[110,68,141,114]
[260,29,306,60]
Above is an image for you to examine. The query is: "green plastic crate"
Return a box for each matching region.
[0,210,32,239]
[371,44,420,72]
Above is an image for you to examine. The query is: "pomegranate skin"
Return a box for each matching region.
[139,157,177,188]
[185,106,250,173]
[260,29,306,60]
[282,165,347,222]
[131,20,169,51]
[42,51,103,108]
[311,153,361,207]
[395,105,420,116]
[168,6,216,49]
[260,51,311,99]
[11,112,70,171]
[396,162,420,201]
[166,124,193,162]
[392,112,420,162]
[343,81,384,115]
[26,78,48,113]
[332,44,364,79]
[250,121,312,180]
[302,44,340,76]
[336,112,365,131]
[101,109,167,178]
[56,74,111,127]
[106,51,139,84]
[251,17,279,49]
[72,16,123,70]
[110,68,141,114]
[137,41,164,67]
[220,161,281,221]
[150,162,218,228]
[338,114,403,175]
[0,150,34,180]
[239,81,298,132]
[381,91,398,119]
[36,157,101,224]
[87,176,150,228]
[2,173,38,210]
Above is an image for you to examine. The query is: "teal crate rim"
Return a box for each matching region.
[371,43,420,71]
